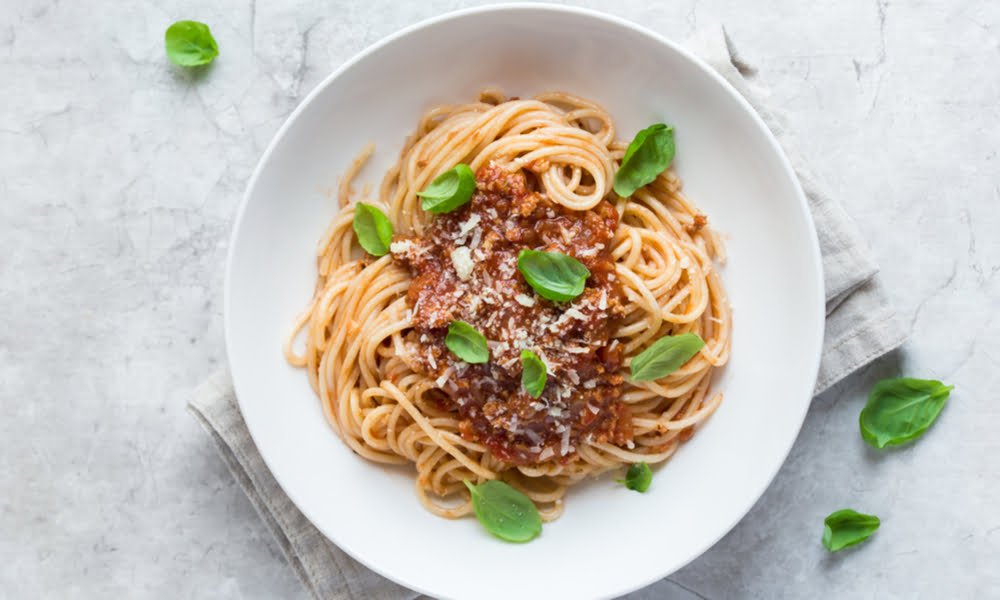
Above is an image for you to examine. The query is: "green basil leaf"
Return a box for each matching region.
[463,480,542,543]
[352,203,393,256]
[520,350,547,398]
[616,462,652,493]
[859,377,953,448]
[822,509,880,552]
[418,164,476,213]
[629,333,704,382]
[164,20,219,67]
[517,249,590,302]
[445,321,489,364]
[613,124,675,198]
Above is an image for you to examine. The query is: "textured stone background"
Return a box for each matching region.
[2,0,998,598]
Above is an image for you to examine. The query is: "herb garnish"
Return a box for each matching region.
[630,333,705,382]
[352,203,393,256]
[464,480,542,543]
[418,164,476,213]
[613,124,675,197]
[164,20,219,67]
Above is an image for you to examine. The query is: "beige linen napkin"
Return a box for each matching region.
[189,25,907,600]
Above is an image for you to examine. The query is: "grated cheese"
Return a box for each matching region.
[450,246,475,281]
[458,213,481,237]
[389,239,414,254]
[514,294,535,307]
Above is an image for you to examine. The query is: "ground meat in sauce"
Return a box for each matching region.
[685,213,708,234]
[390,163,633,465]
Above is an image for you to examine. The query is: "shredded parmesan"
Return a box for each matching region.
[450,246,475,281]
[508,414,520,432]
[458,214,481,237]
[389,239,414,254]
[514,293,535,307]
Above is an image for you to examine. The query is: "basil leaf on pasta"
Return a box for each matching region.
[352,203,393,256]
[613,124,675,198]
[418,164,476,213]
[629,333,704,382]
[859,377,953,448]
[520,350,547,398]
[463,480,542,543]
[164,20,219,67]
[616,462,652,493]
[517,249,590,302]
[445,321,489,364]
[822,509,880,552]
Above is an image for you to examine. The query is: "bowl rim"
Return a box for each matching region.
[224,3,825,598]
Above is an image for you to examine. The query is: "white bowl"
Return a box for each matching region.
[225,5,824,599]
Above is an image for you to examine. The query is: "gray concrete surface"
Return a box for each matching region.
[2,0,998,597]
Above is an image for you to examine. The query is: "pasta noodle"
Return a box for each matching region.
[285,90,731,521]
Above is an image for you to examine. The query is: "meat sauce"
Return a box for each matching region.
[390,163,632,465]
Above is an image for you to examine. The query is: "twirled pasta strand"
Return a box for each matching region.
[284,91,732,520]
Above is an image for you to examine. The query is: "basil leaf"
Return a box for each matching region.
[517,249,590,302]
[859,377,953,448]
[418,164,476,213]
[445,321,489,364]
[616,462,652,493]
[520,350,547,398]
[164,20,219,67]
[352,203,393,256]
[463,480,542,543]
[629,333,704,382]
[822,509,880,552]
[613,124,675,198]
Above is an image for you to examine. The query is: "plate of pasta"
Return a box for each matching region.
[226,4,824,599]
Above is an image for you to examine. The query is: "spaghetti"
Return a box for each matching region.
[285,91,731,521]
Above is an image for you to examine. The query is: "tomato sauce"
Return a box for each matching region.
[391,163,632,464]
